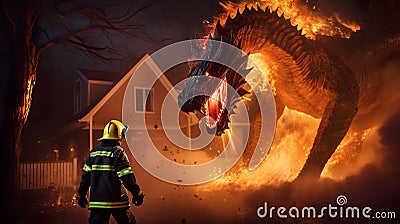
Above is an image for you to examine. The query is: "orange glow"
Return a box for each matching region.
[199,108,320,191]
[191,1,380,193]
[212,0,359,40]
[197,107,381,192]
[333,12,361,32]
[56,193,62,206]
[322,127,381,180]
[195,52,380,191]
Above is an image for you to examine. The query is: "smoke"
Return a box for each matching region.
[315,0,370,23]
[127,1,400,223]
[129,111,400,224]
[131,16,400,224]
[130,62,400,224]
[242,110,400,223]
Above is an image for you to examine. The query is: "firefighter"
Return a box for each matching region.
[77,120,144,224]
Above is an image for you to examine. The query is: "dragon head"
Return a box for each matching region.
[178,22,252,135]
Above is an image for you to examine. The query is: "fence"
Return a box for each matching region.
[20,158,78,190]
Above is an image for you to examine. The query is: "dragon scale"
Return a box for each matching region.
[179,1,400,181]
[213,5,359,180]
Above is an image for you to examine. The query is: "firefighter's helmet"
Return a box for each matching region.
[98,120,129,141]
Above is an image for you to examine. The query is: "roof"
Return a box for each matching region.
[46,53,199,141]
[78,68,121,82]
[80,53,179,123]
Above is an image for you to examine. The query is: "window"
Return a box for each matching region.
[135,87,154,113]
[74,79,82,114]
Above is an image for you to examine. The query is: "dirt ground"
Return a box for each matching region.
[19,188,119,224]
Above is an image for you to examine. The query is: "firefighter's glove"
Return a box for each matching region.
[78,195,89,208]
[132,191,144,206]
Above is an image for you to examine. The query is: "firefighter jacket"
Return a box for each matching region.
[78,140,141,209]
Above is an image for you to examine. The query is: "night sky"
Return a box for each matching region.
[18,0,220,143]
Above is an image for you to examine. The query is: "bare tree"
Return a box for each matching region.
[0,0,153,220]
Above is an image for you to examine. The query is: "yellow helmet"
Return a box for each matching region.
[98,120,129,141]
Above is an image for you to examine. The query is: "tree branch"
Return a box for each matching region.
[1,1,16,43]
[38,0,154,62]
[66,39,124,63]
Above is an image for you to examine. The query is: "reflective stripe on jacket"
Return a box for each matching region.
[78,140,140,209]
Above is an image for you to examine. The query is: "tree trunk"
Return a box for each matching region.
[0,6,38,221]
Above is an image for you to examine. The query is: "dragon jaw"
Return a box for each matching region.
[204,76,229,133]
[178,72,232,136]
[178,36,250,136]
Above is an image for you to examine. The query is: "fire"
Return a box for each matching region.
[198,107,381,192]
[190,1,385,193]
[195,54,381,192]
[333,12,361,32]
[322,127,381,180]
[213,0,359,40]
[200,108,320,191]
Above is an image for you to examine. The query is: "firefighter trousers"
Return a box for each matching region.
[89,208,136,224]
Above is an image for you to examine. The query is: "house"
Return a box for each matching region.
[75,54,225,165]
[20,53,226,189]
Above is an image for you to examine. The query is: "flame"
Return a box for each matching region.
[191,2,377,193]
[199,108,319,191]
[322,127,382,180]
[72,193,79,207]
[333,12,361,32]
[246,53,277,94]
[56,193,62,206]
[211,0,358,40]
[198,107,381,192]
[194,53,381,192]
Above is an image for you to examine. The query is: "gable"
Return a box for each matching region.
[80,54,185,131]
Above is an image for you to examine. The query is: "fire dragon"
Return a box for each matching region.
[178,0,400,182]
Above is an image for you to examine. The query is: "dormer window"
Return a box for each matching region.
[74,79,82,114]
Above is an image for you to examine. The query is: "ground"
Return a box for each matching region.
[20,189,88,224]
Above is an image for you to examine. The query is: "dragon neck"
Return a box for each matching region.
[214,5,338,116]
[218,5,315,73]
